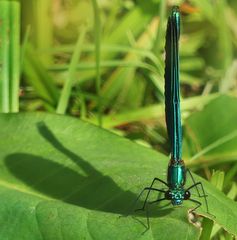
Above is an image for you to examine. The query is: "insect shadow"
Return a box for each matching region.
[4,121,171,220]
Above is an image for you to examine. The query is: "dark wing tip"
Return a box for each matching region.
[172,6,180,14]
[171,6,180,37]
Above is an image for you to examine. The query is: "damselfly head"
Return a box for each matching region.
[165,188,191,206]
[165,189,183,205]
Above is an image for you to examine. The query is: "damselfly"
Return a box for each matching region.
[135,6,209,228]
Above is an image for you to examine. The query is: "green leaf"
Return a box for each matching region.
[183,95,237,165]
[0,113,236,239]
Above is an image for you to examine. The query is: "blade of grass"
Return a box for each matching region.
[43,44,161,67]
[103,0,120,36]
[33,0,52,65]
[189,130,237,164]
[152,0,166,56]
[200,219,214,240]
[91,0,102,126]
[87,93,218,128]
[227,182,237,200]
[0,2,10,112]
[79,93,86,120]
[201,171,224,240]
[0,1,20,113]
[56,25,87,114]
[9,2,20,112]
[20,25,31,74]
[216,0,233,79]
[48,60,159,73]
[23,44,59,111]
[220,60,237,93]
[210,170,225,190]
[224,163,237,187]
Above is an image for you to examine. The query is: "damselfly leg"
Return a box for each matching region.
[145,198,167,229]
[186,169,209,213]
[187,169,208,197]
[132,178,169,230]
[188,198,202,213]
[134,177,168,212]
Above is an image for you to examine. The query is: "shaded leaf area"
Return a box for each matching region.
[183,95,237,166]
[0,113,236,239]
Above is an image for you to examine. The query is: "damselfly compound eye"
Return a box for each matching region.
[184,190,190,200]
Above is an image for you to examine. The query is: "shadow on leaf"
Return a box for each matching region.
[5,122,171,218]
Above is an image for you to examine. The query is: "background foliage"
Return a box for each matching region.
[0,0,237,239]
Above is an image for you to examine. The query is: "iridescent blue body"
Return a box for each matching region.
[167,160,186,205]
[165,6,187,206]
[135,7,209,225]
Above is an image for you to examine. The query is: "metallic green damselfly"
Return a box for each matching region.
[135,6,210,228]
